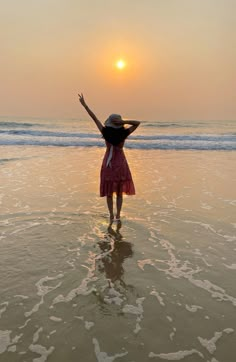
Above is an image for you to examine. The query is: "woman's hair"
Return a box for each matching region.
[102,126,130,146]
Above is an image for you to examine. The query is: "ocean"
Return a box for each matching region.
[0,117,236,150]
[0,117,236,361]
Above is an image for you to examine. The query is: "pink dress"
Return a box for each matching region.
[100,139,135,197]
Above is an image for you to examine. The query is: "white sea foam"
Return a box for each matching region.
[150,290,165,306]
[122,298,145,315]
[12,333,23,344]
[224,263,236,269]
[201,257,212,267]
[14,294,29,299]
[29,343,55,362]
[85,321,95,330]
[184,220,236,242]
[8,345,16,352]
[122,298,145,334]
[52,254,97,304]
[11,222,40,235]
[19,318,31,329]
[25,274,63,317]
[104,287,124,306]
[194,249,202,255]
[33,327,43,343]
[0,330,23,355]
[49,316,62,322]
[221,234,236,242]
[201,203,213,210]
[137,259,155,270]
[0,302,8,318]
[157,238,202,279]
[198,328,234,354]
[149,349,204,359]
[187,278,236,306]
[183,220,217,234]
[0,330,11,354]
[92,338,128,362]
[156,236,236,307]
[66,258,76,269]
[185,304,203,313]
[49,330,57,336]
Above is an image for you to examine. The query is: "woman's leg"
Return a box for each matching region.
[116,194,123,220]
[106,195,114,221]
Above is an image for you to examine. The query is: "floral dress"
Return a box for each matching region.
[100,139,135,197]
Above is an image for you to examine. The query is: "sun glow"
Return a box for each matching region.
[116,59,126,70]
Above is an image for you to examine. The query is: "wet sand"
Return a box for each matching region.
[0,146,236,361]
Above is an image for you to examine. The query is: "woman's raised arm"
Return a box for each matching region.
[78,93,103,133]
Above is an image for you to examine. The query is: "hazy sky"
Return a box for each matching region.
[0,0,235,121]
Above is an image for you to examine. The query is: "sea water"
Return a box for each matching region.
[0,117,236,150]
[0,117,236,361]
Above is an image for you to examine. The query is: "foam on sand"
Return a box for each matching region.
[0,330,11,354]
[25,274,64,317]
[149,349,204,360]
[122,297,145,334]
[198,328,234,354]
[92,338,128,362]
[29,344,55,362]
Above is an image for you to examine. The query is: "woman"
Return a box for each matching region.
[78,93,140,223]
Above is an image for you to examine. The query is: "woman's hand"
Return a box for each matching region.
[77,93,103,132]
[78,93,86,107]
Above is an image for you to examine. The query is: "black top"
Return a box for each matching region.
[101,126,130,146]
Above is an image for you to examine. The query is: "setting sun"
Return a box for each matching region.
[116,59,126,70]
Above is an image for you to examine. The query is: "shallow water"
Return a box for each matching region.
[0,146,236,361]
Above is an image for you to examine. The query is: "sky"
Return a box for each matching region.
[0,0,235,121]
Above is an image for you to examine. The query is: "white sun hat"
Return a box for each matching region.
[104,114,123,129]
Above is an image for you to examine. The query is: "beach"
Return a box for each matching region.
[0,120,236,361]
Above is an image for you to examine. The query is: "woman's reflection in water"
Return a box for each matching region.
[97,221,134,292]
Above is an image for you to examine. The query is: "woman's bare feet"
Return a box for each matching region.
[116,219,122,230]
[109,214,114,224]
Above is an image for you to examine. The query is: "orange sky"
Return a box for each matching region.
[0,0,235,121]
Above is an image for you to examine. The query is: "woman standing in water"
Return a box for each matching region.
[78,93,140,223]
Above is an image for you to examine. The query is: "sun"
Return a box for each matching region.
[116,59,126,70]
